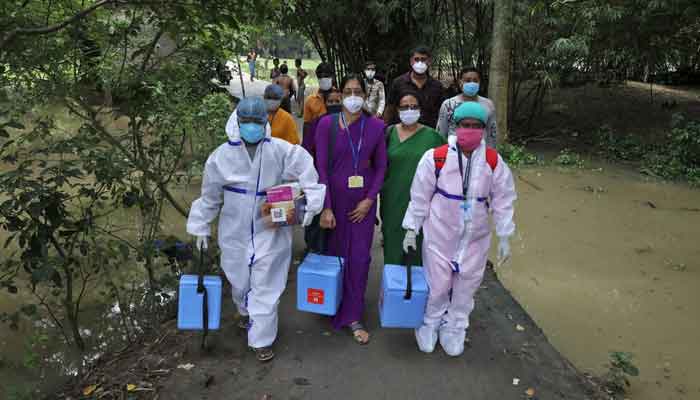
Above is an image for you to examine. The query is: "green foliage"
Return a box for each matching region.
[5,384,34,400]
[601,351,640,397]
[641,114,700,185]
[497,142,540,168]
[553,148,585,168]
[192,93,233,163]
[0,0,277,372]
[595,125,645,161]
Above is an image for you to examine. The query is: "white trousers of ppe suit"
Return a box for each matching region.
[187,112,325,349]
[404,136,516,356]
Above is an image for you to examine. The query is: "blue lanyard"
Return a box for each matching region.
[340,113,365,174]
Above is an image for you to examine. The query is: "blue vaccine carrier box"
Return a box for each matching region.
[379,264,429,328]
[177,275,222,330]
[297,253,344,316]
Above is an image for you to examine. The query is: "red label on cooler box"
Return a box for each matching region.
[307,288,325,305]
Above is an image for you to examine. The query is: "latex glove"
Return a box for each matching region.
[195,236,209,251]
[497,237,511,267]
[302,210,315,227]
[403,230,417,253]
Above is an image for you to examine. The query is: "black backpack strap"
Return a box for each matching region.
[328,113,339,175]
[196,247,209,349]
[384,123,395,148]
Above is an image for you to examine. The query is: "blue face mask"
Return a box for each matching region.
[463,82,480,97]
[239,122,265,143]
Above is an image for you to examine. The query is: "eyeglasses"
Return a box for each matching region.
[398,105,420,111]
[342,89,364,96]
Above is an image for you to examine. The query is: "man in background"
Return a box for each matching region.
[363,60,386,118]
[386,46,445,128]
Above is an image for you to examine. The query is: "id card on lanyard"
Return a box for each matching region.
[457,149,472,222]
[341,113,366,189]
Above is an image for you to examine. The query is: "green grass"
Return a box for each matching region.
[238,57,322,86]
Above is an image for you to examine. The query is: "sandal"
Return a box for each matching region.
[252,346,275,362]
[349,321,370,345]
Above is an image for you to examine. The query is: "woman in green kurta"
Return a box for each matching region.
[380,91,446,265]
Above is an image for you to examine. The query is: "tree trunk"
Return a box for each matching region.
[488,0,513,144]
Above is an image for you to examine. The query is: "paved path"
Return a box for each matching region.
[222,70,270,99]
[156,227,594,400]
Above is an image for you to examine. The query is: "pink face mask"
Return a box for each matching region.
[456,128,483,151]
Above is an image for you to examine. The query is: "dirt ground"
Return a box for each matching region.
[513,81,700,147]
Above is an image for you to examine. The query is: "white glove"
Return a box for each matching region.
[302,211,315,227]
[195,235,209,251]
[497,237,511,267]
[403,230,417,253]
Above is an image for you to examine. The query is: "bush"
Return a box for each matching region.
[641,114,700,185]
[497,142,541,168]
[595,125,645,161]
[553,148,585,168]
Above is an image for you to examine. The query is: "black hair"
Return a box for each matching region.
[280,64,288,74]
[339,73,367,94]
[397,89,422,108]
[410,46,432,58]
[273,58,279,64]
[315,62,334,76]
[365,60,376,67]
[295,58,302,66]
[460,66,480,77]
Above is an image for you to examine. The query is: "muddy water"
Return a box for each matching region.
[500,164,700,400]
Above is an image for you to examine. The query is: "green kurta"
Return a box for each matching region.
[380,125,446,266]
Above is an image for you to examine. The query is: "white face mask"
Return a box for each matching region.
[319,78,333,91]
[342,96,364,114]
[399,109,421,125]
[265,99,281,112]
[412,61,428,74]
[365,70,375,80]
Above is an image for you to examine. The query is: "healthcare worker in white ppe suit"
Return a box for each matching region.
[402,101,516,357]
[187,97,325,362]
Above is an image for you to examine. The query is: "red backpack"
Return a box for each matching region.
[433,144,498,178]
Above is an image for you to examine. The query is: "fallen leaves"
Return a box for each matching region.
[126,384,137,392]
[516,324,526,332]
[83,384,98,396]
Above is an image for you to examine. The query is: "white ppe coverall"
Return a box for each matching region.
[187,112,325,348]
[402,135,516,356]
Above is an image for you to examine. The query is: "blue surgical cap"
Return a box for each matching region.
[237,96,267,123]
[453,101,487,124]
